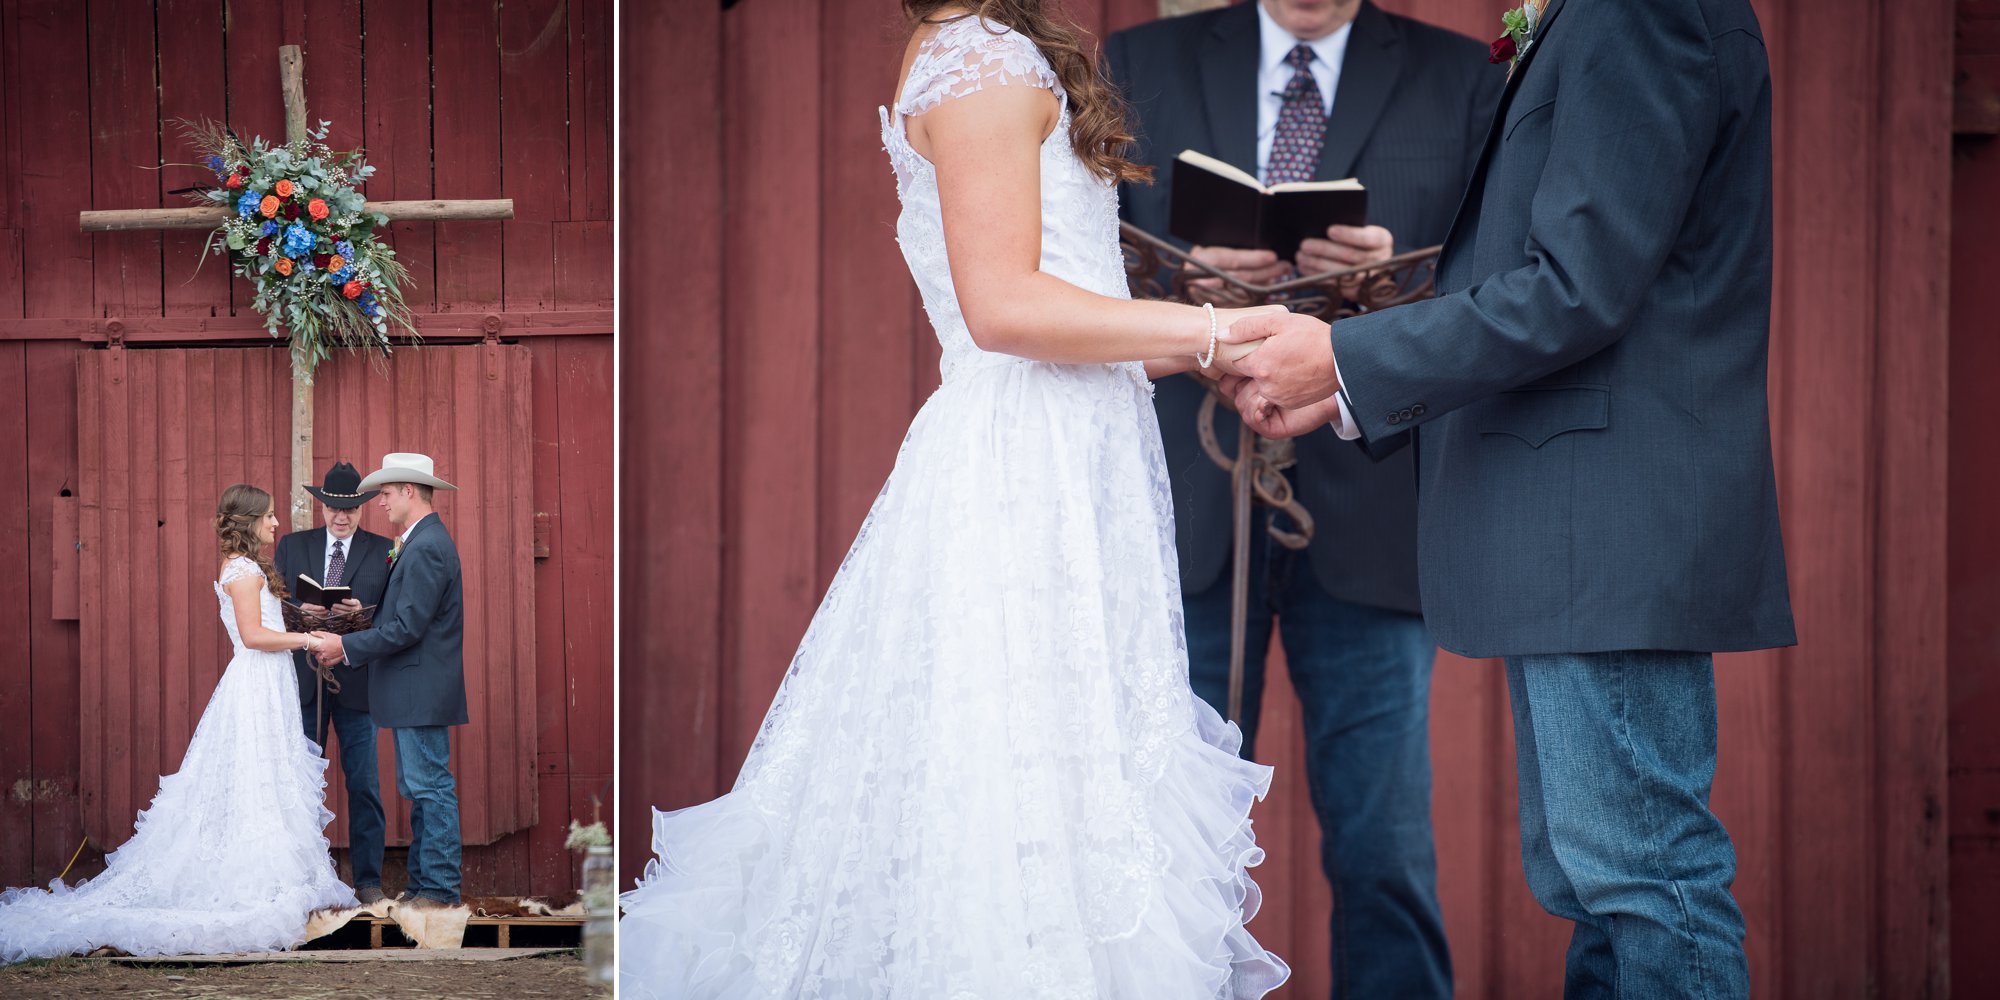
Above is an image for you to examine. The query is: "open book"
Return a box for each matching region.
[294,573,353,608]
[1168,149,1368,258]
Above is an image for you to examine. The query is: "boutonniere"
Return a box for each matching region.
[386,541,400,567]
[1489,2,1540,74]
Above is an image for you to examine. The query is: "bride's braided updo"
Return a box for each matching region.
[215,483,288,599]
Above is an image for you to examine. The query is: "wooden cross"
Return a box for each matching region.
[75,45,515,531]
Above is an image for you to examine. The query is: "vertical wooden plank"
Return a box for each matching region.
[0,346,34,887]
[431,0,504,311]
[722,0,822,771]
[499,0,569,312]
[156,0,231,318]
[1775,0,1878,992]
[619,0,727,885]
[361,0,436,314]
[87,0,165,319]
[1428,653,1493,999]
[578,0,612,222]
[553,220,612,310]
[156,352,193,775]
[528,339,572,894]
[303,0,363,151]
[224,0,285,319]
[1871,0,1954,994]
[15,0,94,321]
[816,0,918,585]
[32,343,82,882]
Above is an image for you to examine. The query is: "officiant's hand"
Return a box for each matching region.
[311,631,345,667]
[1296,225,1395,276]
[333,598,363,614]
[1186,246,1292,297]
[1216,311,1339,409]
[299,602,328,617]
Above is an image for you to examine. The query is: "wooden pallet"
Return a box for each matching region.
[357,912,585,949]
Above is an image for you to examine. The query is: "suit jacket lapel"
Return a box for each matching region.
[1198,3,1261,175]
[1439,0,1570,262]
[1314,1,1402,182]
[305,529,325,585]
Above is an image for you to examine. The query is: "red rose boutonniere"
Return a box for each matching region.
[386,540,400,568]
[1489,2,1540,75]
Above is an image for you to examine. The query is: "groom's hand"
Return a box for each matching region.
[312,631,345,667]
[1217,311,1339,409]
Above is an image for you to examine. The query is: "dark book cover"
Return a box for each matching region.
[294,573,353,608]
[1168,150,1368,259]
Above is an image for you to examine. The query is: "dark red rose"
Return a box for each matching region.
[283,203,301,220]
[255,237,272,255]
[1489,34,1517,64]
[237,164,251,177]
[313,253,331,268]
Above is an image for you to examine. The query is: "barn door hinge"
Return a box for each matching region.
[104,319,126,385]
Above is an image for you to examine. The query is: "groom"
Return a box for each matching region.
[1221,0,1795,995]
[313,452,469,909]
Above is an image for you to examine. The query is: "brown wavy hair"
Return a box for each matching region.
[903,1,1151,184]
[215,483,287,600]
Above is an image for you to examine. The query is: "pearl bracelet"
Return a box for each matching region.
[1196,302,1218,369]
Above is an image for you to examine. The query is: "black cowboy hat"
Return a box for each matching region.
[304,461,381,509]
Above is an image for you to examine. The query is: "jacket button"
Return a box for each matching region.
[1412,403,1427,417]
[1386,412,1401,425]
[1398,408,1414,422]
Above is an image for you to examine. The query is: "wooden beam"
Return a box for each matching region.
[0,310,612,342]
[79,200,517,232]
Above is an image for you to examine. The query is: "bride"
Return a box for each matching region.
[621,2,1290,997]
[0,484,357,961]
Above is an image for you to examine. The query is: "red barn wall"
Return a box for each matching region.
[621,0,1960,994]
[0,0,612,900]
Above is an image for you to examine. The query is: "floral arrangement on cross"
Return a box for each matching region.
[180,118,418,380]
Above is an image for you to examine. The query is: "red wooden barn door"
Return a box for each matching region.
[75,344,539,853]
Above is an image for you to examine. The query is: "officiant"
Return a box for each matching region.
[1105,2,1502,996]
[273,460,392,906]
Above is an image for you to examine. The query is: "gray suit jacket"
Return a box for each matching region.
[340,513,469,728]
[1107,1,1501,612]
[1327,0,1796,657]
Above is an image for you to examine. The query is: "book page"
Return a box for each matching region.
[1176,149,1264,191]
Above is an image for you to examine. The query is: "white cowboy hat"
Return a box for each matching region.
[356,452,459,492]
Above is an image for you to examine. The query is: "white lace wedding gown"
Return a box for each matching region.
[620,17,1289,1000]
[0,556,356,961]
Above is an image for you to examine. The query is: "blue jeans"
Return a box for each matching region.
[392,726,462,904]
[1504,652,1749,999]
[1184,509,1450,1000]
[306,699,385,890]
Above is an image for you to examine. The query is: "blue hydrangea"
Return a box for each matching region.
[260,220,280,236]
[281,223,315,258]
[335,240,356,259]
[236,190,262,217]
[331,268,353,284]
[206,155,226,177]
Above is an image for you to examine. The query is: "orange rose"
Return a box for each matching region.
[259,195,280,218]
[342,280,364,299]
[275,257,295,276]
[225,174,242,190]
[274,179,295,198]
[326,255,347,273]
[308,198,330,221]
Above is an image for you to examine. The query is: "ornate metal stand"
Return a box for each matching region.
[1119,221,1441,724]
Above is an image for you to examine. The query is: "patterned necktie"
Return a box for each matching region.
[1265,44,1326,185]
[327,539,347,587]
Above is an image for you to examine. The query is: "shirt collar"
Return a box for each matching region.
[326,527,352,552]
[1255,2,1354,79]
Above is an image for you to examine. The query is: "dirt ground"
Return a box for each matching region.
[0,952,606,999]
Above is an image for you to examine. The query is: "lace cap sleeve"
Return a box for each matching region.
[218,555,261,587]
[896,16,1063,118]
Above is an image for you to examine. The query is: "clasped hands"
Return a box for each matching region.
[1184,224,1391,439]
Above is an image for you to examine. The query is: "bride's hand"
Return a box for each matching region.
[1205,305,1286,376]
